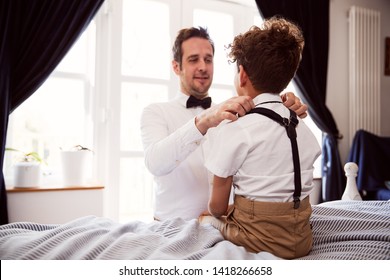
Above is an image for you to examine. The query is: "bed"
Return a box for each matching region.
[0,200,389,260]
[0,167,389,260]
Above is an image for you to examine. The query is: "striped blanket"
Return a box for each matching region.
[298,200,390,260]
[0,200,389,260]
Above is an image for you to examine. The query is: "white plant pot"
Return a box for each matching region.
[61,150,92,186]
[13,162,41,188]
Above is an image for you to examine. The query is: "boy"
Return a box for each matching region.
[199,17,321,259]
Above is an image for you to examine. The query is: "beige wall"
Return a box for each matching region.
[328,0,390,164]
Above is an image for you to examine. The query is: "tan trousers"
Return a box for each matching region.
[199,195,313,259]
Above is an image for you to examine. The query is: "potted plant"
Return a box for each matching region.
[60,145,93,186]
[5,148,45,188]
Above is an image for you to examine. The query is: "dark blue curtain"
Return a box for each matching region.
[255,0,345,201]
[0,0,104,225]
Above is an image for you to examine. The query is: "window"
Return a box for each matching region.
[4,0,323,223]
[4,22,96,186]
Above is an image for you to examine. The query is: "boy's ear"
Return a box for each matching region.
[238,65,248,87]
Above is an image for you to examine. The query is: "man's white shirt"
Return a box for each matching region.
[141,92,211,220]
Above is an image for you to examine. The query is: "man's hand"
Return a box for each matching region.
[281,92,308,118]
[195,92,307,135]
[195,96,254,135]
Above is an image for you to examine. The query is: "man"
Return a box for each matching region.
[140,27,307,221]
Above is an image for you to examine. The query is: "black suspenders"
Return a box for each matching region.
[246,107,302,209]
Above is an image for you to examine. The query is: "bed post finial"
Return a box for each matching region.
[342,162,362,201]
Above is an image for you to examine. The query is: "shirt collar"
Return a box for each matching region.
[253,93,282,107]
[174,92,190,108]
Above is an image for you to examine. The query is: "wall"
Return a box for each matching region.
[7,187,104,224]
[328,0,390,164]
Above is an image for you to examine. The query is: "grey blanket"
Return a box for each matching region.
[298,200,390,260]
[0,200,389,260]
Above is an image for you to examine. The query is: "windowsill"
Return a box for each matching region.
[6,185,104,193]
[4,171,102,193]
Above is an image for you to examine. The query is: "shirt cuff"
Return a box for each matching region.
[180,117,204,146]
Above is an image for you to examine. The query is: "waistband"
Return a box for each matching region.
[233,195,311,215]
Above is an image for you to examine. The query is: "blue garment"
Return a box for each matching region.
[347,130,390,199]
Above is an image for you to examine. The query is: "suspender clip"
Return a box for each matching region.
[289,115,299,127]
[293,196,300,209]
[287,116,298,138]
[282,117,290,127]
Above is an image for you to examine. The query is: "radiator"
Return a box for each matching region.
[348,6,381,141]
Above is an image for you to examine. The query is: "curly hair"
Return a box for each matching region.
[227,16,304,93]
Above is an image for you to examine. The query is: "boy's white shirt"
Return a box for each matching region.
[203,93,321,202]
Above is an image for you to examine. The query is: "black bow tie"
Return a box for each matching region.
[186,95,212,109]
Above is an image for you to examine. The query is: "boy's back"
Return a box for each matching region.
[204,93,321,203]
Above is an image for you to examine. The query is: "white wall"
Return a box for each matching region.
[328,0,390,164]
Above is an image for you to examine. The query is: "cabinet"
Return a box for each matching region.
[6,185,104,224]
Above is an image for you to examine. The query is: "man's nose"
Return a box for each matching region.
[197,59,207,71]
